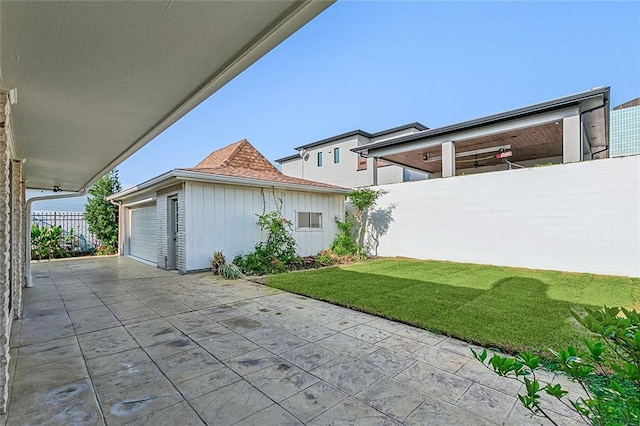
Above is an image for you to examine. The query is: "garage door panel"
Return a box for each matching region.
[130,205,157,263]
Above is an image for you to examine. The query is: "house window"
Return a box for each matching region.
[297,212,322,229]
[317,152,323,167]
[334,148,340,163]
[357,156,367,170]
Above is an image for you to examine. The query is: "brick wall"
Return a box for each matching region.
[154,184,186,272]
[369,156,640,277]
[156,195,167,268]
[177,187,186,273]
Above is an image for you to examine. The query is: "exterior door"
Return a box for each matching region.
[168,197,178,270]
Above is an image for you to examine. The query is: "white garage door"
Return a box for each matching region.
[129,204,157,263]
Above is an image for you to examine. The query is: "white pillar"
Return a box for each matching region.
[442,141,456,178]
[372,157,379,186]
[563,115,581,163]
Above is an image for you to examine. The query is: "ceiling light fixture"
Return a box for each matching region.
[422,144,511,163]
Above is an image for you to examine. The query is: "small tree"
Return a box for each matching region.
[349,188,386,249]
[330,188,386,258]
[85,169,122,253]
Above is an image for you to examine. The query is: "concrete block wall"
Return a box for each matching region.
[368,156,640,277]
[155,195,168,269]
[177,187,186,273]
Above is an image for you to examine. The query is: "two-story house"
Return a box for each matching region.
[276,123,429,188]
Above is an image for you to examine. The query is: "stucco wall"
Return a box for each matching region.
[367,156,640,277]
[184,182,344,271]
[280,135,409,188]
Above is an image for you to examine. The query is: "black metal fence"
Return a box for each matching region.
[31,211,98,252]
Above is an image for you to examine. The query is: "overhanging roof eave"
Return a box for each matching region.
[352,86,610,156]
[88,1,334,192]
[109,169,350,201]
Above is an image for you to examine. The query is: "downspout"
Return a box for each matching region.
[25,187,87,288]
[108,198,123,256]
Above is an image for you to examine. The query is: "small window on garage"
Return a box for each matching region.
[297,212,322,229]
[334,147,340,163]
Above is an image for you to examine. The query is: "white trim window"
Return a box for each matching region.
[297,211,322,230]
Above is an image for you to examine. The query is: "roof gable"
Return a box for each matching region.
[180,139,346,191]
[195,139,279,173]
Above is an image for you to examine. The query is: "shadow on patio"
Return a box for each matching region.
[2,257,581,425]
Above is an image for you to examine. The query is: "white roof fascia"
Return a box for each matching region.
[173,170,350,195]
[109,169,349,201]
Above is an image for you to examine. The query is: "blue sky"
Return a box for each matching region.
[34,1,639,210]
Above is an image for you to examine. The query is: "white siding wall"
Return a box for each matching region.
[184,182,344,271]
[367,156,640,277]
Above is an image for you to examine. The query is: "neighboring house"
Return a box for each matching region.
[109,140,348,273]
[357,87,640,277]
[352,87,611,180]
[276,123,429,188]
[610,98,640,157]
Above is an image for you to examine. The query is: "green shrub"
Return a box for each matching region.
[233,208,301,276]
[94,245,116,256]
[314,249,335,267]
[31,224,67,260]
[330,217,361,257]
[220,263,243,280]
[211,251,226,275]
[472,306,640,425]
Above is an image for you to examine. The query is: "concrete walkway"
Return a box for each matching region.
[2,257,582,425]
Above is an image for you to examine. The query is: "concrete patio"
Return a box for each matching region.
[2,257,582,425]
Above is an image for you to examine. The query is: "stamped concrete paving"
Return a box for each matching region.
[2,257,583,425]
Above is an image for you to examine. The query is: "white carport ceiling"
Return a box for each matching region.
[0,0,332,191]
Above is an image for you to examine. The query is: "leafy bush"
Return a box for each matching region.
[233,209,301,276]
[211,251,226,275]
[314,249,335,267]
[31,224,67,260]
[330,216,362,257]
[220,263,243,280]
[85,169,122,251]
[472,306,640,425]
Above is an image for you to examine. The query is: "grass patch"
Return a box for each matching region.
[266,258,640,355]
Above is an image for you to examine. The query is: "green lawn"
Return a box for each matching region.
[266,258,640,355]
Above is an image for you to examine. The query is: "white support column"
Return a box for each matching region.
[442,141,456,178]
[372,157,379,186]
[563,114,581,163]
[19,181,26,293]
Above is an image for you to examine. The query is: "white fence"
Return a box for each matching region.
[367,155,640,277]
